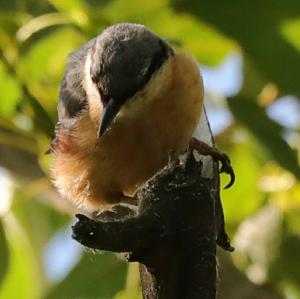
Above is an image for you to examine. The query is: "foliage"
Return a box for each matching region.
[0,0,299,298]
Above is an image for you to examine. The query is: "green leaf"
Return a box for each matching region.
[0,48,54,137]
[0,220,9,288]
[114,289,142,299]
[45,252,127,299]
[280,18,300,52]
[172,0,300,95]
[228,96,300,179]
[18,27,85,101]
[0,12,24,37]
[50,0,91,29]
[17,27,86,136]
[0,216,42,299]
[16,12,70,43]
[114,263,142,299]
[269,233,300,287]
[0,62,21,117]
[221,139,264,225]
[50,0,89,12]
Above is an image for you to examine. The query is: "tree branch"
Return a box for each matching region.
[72,152,233,299]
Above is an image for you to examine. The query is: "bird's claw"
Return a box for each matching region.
[189,138,235,189]
[214,152,235,189]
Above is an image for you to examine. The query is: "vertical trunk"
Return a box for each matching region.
[137,154,217,299]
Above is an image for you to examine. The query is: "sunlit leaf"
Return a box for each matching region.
[16,13,70,43]
[0,62,21,117]
[221,138,264,225]
[228,96,300,179]
[50,0,91,28]
[50,0,88,12]
[114,263,141,299]
[281,282,300,299]
[280,18,300,52]
[114,289,142,299]
[100,0,165,21]
[0,215,42,299]
[18,27,85,111]
[17,27,86,136]
[0,48,54,137]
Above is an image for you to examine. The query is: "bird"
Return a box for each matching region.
[49,23,234,214]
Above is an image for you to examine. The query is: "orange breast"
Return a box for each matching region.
[51,52,204,211]
[89,53,203,203]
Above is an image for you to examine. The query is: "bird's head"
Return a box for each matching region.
[58,23,174,141]
[85,23,173,137]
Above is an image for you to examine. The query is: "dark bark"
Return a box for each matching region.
[72,152,232,299]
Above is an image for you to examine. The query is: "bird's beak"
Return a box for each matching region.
[98,97,121,137]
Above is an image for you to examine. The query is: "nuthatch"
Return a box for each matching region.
[49,23,234,213]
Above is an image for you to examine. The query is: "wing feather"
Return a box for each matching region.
[193,106,214,178]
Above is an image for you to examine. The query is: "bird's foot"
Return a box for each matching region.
[189,137,235,189]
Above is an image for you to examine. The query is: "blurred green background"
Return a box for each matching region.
[0,0,299,298]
